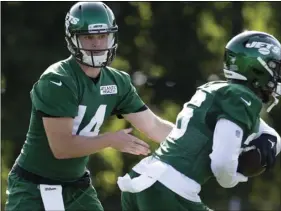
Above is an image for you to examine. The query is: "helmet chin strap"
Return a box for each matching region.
[267,94,279,112]
[82,50,107,67]
[266,82,281,112]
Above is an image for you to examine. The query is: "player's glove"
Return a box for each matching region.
[249,133,277,170]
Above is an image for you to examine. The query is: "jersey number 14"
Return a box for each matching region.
[72,105,107,137]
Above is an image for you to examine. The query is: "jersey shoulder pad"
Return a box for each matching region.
[216,83,262,131]
[105,66,130,78]
[104,67,132,86]
[198,81,228,93]
[30,60,78,117]
[39,60,77,89]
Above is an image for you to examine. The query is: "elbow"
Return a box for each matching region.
[51,149,69,159]
[49,143,71,159]
[211,159,237,188]
[211,161,228,179]
[54,153,68,160]
[218,180,236,189]
[47,136,73,159]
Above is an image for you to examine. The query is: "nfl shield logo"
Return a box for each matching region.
[235,130,241,138]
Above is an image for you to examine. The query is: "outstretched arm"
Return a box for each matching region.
[123,108,175,143]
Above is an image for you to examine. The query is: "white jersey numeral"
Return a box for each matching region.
[168,90,207,140]
[72,105,107,137]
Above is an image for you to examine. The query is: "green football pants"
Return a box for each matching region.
[5,171,104,211]
[121,171,213,211]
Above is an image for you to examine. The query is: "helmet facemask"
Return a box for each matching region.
[250,57,281,111]
[66,30,118,68]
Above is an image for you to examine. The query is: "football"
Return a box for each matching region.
[237,147,266,177]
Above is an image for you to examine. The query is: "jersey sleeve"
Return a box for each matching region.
[215,86,262,132]
[115,71,145,115]
[31,73,78,118]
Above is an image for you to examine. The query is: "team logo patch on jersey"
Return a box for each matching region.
[100,85,118,95]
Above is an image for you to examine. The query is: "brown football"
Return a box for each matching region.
[238,148,266,177]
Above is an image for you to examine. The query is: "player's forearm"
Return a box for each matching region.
[52,133,111,159]
[148,117,175,143]
[124,109,175,143]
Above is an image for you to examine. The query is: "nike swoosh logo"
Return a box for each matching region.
[240,97,251,106]
[50,81,62,86]
[268,139,275,149]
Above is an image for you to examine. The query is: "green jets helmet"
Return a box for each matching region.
[223,30,281,111]
[65,2,118,67]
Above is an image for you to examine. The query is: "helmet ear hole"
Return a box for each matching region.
[252,68,264,76]
[252,80,260,88]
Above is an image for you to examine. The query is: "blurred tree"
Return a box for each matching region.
[1,1,281,210]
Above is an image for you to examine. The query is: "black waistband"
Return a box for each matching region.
[11,164,91,188]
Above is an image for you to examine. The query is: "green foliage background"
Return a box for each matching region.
[2,2,280,210]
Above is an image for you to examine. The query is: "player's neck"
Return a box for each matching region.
[79,63,101,78]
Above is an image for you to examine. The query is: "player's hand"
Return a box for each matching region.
[107,128,151,156]
[249,133,277,170]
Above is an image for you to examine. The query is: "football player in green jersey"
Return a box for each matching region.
[118,31,281,211]
[5,2,175,211]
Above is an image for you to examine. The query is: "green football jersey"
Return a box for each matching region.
[154,81,262,185]
[17,56,145,181]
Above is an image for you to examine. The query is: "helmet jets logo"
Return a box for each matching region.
[65,13,80,36]
[65,13,80,25]
[245,41,280,55]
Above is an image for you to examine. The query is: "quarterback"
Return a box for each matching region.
[118,31,281,210]
[5,2,174,211]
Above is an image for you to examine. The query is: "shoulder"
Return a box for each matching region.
[105,66,130,78]
[104,66,132,85]
[40,58,71,79]
[198,81,229,93]
[37,58,76,88]
[32,58,78,95]
[217,83,262,106]
[215,83,262,131]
